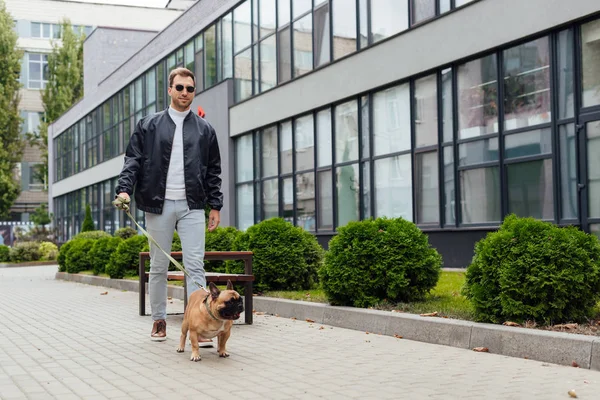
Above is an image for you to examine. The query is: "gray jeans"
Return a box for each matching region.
[145,199,206,321]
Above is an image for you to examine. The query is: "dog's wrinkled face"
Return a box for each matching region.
[209,281,244,320]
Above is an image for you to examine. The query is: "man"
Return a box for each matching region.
[114,67,223,344]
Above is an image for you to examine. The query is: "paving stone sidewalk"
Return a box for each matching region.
[1,266,600,399]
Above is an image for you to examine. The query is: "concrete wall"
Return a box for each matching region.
[229,0,600,136]
[84,28,157,96]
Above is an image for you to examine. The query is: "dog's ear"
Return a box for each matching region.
[209,282,220,299]
[226,279,233,291]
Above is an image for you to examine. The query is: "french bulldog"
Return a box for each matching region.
[176,280,244,361]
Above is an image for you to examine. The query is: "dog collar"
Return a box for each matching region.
[203,295,220,321]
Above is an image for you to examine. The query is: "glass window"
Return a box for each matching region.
[458,138,499,166]
[557,29,574,119]
[293,0,311,18]
[374,155,412,220]
[253,44,259,95]
[146,69,156,107]
[278,27,292,83]
[337,163,359,227]
[504,128,551,160]
[458,54,498,139]
[295,114,314,171]
[280,121,293,174]
[361,95,370,158]
[443,146,455,225]
[262,126,278,177]
[373,83,411,156]
[234,1,252,53]
[362,162,371,218]
[358,0,368,48]
[411,0,435,25]
[587,121,600,218]
[414,74,438,148]
[441,68,453,143]
[234,48,253,102]
[260,35,277,92]
[237,184,255,230]
[317,170,333,230]
[260,0,276,37]
[581,18,600,108]
[371,0,407,43]
[28,53,48,89]
[507,159,553,220]
[236,135,254,182]
[317,109,332,167]
[263,179,279,219]
[184,41,194,72]
[222,13,234,79]
[503,37,551,130]
[559,124,577,219]
[195,42,204,92]
[205,25,217,88]
[296,172,315,231]
[282,177,294,223]
[332,0,357,60]
[293,14,313,77]
[455,0,475,6]
[416,151,439,224]
[31,22,41,37]
[460,167,501,224]
[335,100,359,163]
[314,2,330,67]
[440,0,451,13]
[278,0,291,26]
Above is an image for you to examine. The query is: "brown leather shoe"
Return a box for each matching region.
[151,319,167,341]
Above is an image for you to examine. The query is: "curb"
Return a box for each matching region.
[55,272,600,371]
[0,261,59,268]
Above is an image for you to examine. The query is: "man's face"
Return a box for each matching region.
[168,74,195,111]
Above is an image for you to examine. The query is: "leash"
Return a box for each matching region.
[112,195,209,293]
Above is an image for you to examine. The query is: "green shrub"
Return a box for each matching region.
[226,218,323,292]
[106,235,147,279]
[57,241,74,272]
[319,218,442,308]
[39,242,58,261]
[205,226,241,272]
[9,242,42,263]
[141,231,181,271]
[114,227,137,240]
[73,230,110,240]
[81,204,95,232]
[89,236,123,275]
[0,245,9,262]
[462,215,600,325]
[65,238,95,273]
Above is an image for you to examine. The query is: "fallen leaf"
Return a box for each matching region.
[167,297,172,300]
[275,314,279,317]
[568,389,577,398]
[394,335,403,339]
[100,292,108,295]
[420,312,438,317]
[555,323,578,330]
[572,361,579,368]
[319,326,324,330]
[503,321,520,327]
[291,317,296,320]
[473,347,489,353]
[306,319,315,323]
[365,332,370,335]
[255,312,265,315]
[584,380,589,384]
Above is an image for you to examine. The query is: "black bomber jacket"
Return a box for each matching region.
[115,108,223,214]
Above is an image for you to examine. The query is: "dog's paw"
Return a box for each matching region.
[176,347,184,353]
[190,352,201,362]
[218,351,230,358]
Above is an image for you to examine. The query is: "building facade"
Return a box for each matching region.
[4,0,185,233]
[48,0,600,267]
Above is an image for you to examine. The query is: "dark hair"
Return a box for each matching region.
[168,67,196,87]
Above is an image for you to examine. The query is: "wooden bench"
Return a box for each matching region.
[138,251,254,324]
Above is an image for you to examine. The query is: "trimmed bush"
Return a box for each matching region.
[141,231,181,271]
[226,218,323,292]
[114,227,137,240]
[205,226,241,272]
[73,230,110,240]
[81,204,95,232]
[57,241,74,272]
[89,236,123,275]
[9,242,42,263]
[106,235,147,279]
[39,242,58,261]
[319,218,442,308]
[462,215,600,325]
[65,238,95,273]
[0,245,9,262]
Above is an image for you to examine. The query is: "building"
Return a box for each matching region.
[3,0,187,237]
[47,0,600,267]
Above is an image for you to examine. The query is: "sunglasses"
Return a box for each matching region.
[172,84,195,93]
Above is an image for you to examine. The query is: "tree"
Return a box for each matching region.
[32,19,85,185]
[81,204,95,232]
[0,1,24,218]
[31,203,52,227]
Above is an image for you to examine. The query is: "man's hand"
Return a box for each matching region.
[113,192,131,211]
[208,209,220,232]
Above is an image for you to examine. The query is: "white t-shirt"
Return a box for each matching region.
[165,106,190,200]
